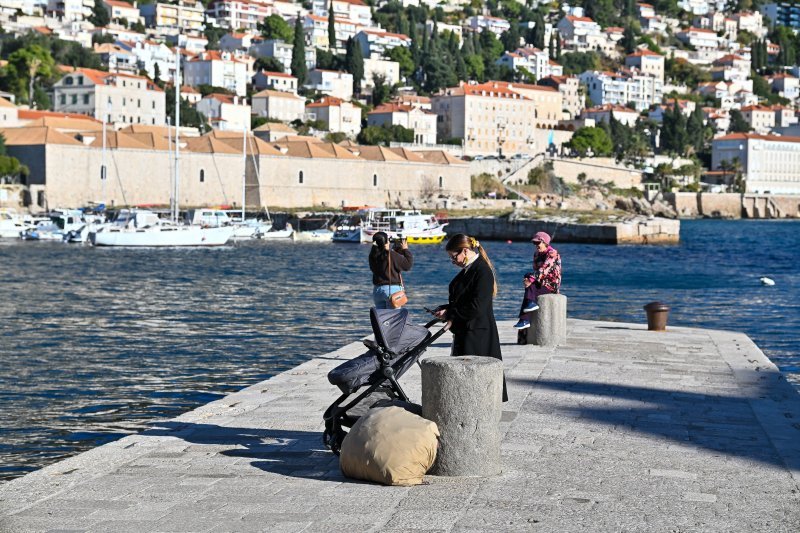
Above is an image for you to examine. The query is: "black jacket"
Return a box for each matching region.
[370,248,413,286]
[445,255,507,401]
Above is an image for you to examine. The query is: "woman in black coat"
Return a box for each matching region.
[433,234,507,402]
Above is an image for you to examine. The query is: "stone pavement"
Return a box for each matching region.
[1,319,799,533]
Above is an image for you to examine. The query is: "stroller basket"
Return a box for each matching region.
[323,307,449,454]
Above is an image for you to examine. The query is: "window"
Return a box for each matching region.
[439,176,443,188]
[152,101,155,109]
[83,94,89,105]
[101,165,107,180]
[373,174,377,187]
[71,95,77,105]
[137,99,141,108]
[298,170,304,184]
[77,76,83,85]
[123,98,126,106]
[65,77,74,86]
[200,170,205,182]
[60,94,66,105]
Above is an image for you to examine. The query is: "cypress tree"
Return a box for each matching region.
[291,17,307,85]
[328,0,336,50]
[345,37,364,95]
[531,12,545,50]
[548,32,556,59]
[555,31,561,59]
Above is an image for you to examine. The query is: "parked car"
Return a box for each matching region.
[473,155,484,161]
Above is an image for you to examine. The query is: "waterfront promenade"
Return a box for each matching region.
[1,319,799,532]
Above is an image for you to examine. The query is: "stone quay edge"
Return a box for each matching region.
[1,318,799,533]
[446,217,680,244]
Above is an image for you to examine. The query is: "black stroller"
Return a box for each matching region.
[323,307,449,454]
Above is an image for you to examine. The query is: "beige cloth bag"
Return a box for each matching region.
[339,406,439,486]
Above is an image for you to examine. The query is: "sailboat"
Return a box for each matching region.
[90,48,234,247]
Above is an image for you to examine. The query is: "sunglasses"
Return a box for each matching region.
[448,249,466,261]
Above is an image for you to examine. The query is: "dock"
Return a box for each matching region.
[1,319,799,532]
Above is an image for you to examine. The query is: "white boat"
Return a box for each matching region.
[189,209,272,240]
[0,209,35,239]
[334,208,448,244]
[90,209,233,247]
[22,209,91,241]
[292,227,333,242]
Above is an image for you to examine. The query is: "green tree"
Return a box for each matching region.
[529,12,545,49]
[559,51,600,75]
[291,17,307,84]
[660,104,689,155]
[388,45,414,78]
[344,37,364,95]
[728,109,751,133]
[622,24,637,54]
[257,14,293,42]
[7,45,55,106]
[372,73,390,105]
[328,0,336,50]
[254,56,284,73]
[501,23,520,52]
[88,0,110,27]
[204,23,225,51]
[567,127,613,156]
[166,86,209,132]
[356,124,414,145]
[687,105,707,154]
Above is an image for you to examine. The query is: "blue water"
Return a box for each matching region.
[0,219,798,481]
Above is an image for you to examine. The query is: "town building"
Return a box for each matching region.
[711,54,751,83]
[539,75,583,118]
[712,133,800,194]
[116,40,176,83]
[0,97,21,128]
[249,39,317,73]
[312,0,371,27]
[93,43,138,74]
[424,20,462,42]
[304,14,365,50]
[496,47,563,82]
[252,70,298,93]
[196,94,251,131]
[466,15,511,35]
[367,103,437,144]
[431,81,539,156]
[580,69,663,112]
[494,81,563,127]
[556,15,609,52]
[392,95,431,110]
[252,121,297,142]
[768,73,800,102]
[305,96,361,136]
[354,29,411,58]
[624,49,665,82]
[761,2,800,29]
[251,89,305,123]
[676,27,720,52]
[140,0,204,31]
[583,104,639,126]
[102,0,140,24]
[738,104,775,134]
[52,68,165,127]
[362,57,400,90]
[183,50,248,97]
[205,0,271,31]
[773,105,798,128]
[180,85,202,105]
[304,69,354,101]
[219,32,257,52]
[47,0,92,21]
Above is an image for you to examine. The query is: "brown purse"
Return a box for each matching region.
[387,247,408,309]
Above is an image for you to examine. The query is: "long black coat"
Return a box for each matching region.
[446,255,507,402]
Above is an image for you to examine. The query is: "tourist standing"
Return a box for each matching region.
[514,231,562,330]
[369,232,413,309]
[433,234,507,402]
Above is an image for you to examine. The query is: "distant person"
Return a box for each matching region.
[514,231,562,330]
[432,234,507,402]
[369,232,413,309]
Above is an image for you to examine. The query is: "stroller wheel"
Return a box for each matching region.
[323,428,344,456]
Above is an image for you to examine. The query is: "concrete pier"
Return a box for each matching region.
[1,319,799,532]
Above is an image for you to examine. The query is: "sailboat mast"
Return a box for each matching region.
[241,128,246,222]
[101,103,106,204]
[174,47,181,224]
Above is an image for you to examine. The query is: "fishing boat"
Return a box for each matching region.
[366,209,447,244]
[0,209,35,239]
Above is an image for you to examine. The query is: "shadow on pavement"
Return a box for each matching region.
[143,421,353,482]
[509,375,798,468]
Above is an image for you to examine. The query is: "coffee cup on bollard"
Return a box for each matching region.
[643,301,670,331]
[421,356,503,477]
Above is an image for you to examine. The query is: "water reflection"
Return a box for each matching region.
[0,219,797,480]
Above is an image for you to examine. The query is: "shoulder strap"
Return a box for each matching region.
[387,248,394,285]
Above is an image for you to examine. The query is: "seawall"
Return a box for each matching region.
[1,319,798,532]
[446,217,680,244]
[664,192,800,219]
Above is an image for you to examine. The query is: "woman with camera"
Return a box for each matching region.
[369,231,413,309]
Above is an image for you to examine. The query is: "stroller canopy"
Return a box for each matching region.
[371,308,429,356]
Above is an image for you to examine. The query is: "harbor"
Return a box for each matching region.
[1,318,798,531]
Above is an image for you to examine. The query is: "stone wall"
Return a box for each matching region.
[663,193,799,219]
[549,157,644,189]
[446,217,679,244]
[10,144,471,209]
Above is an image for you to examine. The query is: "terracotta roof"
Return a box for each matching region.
[252,89,302,100]
[84,131,153,150]
[351,145,407,161]
[103,0,137,8]
[0,126,83,146]
[685,27,717,34]
[253,122,296,133]
[334,0,366,5]
[494,81,557,93]
[204,93,243,105]
[565,15,595,23]
[442,81,533,99]
[306,96,345,108]
[394,95,430,104]
[214,134,285,156]
[585,104,637,114]
[274,139,360,159]
[414,150,465,165]
[18,110,101,123]
[180,85,200,94]
[33,26,52,35]
[714,133,800,143]
[258,70,296,78]
[368,103,413,114]
[740,105,772,112]
[0,97,16,109]
[359,28,411,40]
[21,117,104,132]
[627,49,662,58]
[386,147,426,162]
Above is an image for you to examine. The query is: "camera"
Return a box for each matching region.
[391,235,406,247]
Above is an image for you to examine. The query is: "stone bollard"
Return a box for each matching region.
[530,293,568,347]
[421,356,503,477]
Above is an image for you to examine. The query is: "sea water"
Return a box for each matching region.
[0,219,797,480]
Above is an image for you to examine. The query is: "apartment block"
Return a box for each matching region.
[196,94,251,131]
[305,96,362,136]
[251,89,305,123]
[712,133,800,194]
[367,103,437,144]
[183,50,248,96]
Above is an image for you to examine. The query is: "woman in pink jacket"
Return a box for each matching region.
[514,231,562,330]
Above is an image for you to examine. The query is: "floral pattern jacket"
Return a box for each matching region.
[533,246,562,293]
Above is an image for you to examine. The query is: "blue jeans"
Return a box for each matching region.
[373,284,404,309]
